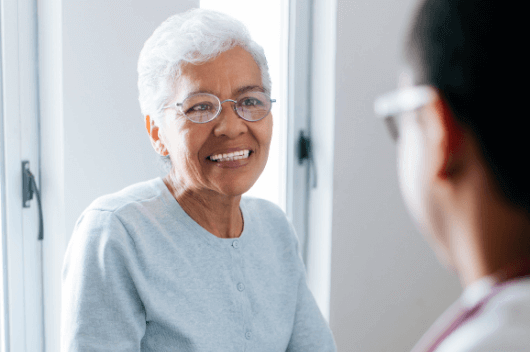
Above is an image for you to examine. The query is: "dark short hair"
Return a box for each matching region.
[406,0,529,212]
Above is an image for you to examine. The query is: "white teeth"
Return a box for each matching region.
[209,150,251,162]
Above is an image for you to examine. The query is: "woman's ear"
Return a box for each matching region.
[146,115,169,156]
[432,95,465,179]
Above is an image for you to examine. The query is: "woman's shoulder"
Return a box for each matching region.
[441,278,530,352]
[72,178,172,243]
[241,196,288,223]
[241,196,297,242]
[87,177,166,214]
[67,179,169,265]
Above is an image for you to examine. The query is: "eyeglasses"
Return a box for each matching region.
[164,90,276,124]
[373,85,437,141]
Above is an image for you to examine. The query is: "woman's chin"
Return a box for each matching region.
[213,182,255,198]
[207,169,264,198]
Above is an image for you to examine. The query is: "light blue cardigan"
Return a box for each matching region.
[61,178,336,351]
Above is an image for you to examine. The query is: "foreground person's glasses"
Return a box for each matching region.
[373,85,437,141]
[164,90,276,124]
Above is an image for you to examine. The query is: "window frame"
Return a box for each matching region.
[287,0,336,321]
[1,0,45,350]
[286,0,312,263]
[0,5,8,348]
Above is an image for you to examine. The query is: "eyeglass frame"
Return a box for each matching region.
[373,85,437,141]
[162,91,277,124]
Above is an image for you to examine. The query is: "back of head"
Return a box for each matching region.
[137,8,271,125]
[406,0,529,212]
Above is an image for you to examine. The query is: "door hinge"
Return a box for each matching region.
[297,130,311,164]
[297,131,317,188]
[22,161,44,240]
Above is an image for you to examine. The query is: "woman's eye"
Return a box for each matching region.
[188,103,212,112]
[240,98,263,107]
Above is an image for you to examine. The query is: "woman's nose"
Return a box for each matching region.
[213,101,249,138]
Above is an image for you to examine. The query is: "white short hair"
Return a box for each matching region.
[137,8,271,125]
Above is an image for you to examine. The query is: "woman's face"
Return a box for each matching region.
[396,70,451,265]
[157,46,273,197]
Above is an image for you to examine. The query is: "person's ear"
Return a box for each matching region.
[146,115,169,156]
[431,95,465,180]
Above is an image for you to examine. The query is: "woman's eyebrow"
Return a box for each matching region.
[181,86,267,100]
[185,89,217,97]
[235,85,267,95]
[184,85,267,99]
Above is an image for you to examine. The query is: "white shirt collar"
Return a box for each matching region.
[460,275,496,308]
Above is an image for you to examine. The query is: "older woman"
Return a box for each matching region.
[61,8,336,352]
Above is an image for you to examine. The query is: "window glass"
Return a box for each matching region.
[200,0,288,211]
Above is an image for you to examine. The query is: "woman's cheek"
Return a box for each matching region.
[397,118,430,236]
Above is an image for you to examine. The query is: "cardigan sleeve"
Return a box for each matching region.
[285,227,337,352]
[285,271,337,351]
[61,209,146,352]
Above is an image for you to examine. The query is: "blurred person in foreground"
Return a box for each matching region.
[374,0,530,351]
[61,9,335,352]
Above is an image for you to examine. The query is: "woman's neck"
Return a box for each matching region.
[447,161,530,287]
[163,175,243,239]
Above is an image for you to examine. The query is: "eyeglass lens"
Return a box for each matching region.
[179,91,272,123]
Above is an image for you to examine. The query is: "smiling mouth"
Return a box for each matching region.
[208,149,252,162]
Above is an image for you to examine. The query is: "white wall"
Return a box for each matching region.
[329,1,462,351]
[39,1,199,350]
